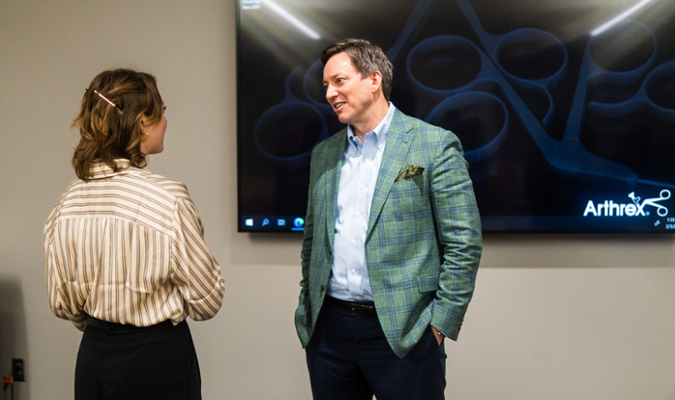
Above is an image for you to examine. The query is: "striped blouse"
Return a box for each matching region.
[44,160,225,331]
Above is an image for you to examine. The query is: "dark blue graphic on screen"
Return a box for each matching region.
[237,0,675,232]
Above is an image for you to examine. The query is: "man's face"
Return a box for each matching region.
[323,52,375,127]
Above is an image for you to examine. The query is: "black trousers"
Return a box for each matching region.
[306,298,447,400]
[75,316,201,400]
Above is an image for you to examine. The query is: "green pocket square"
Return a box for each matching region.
[395,163,425,182]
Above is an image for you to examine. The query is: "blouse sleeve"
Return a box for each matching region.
[44,194,88,331]
[170,194,225,321]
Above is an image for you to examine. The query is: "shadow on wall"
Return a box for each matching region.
[0,279,30,400]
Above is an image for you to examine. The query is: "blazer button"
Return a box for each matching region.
[320,285,325,292]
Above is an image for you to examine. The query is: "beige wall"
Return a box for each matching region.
[1,0,674,399]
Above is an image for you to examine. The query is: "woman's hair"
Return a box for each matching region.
[320,38,393,101]
[71,68,163,181]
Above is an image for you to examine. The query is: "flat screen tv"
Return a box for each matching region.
[236,0,675,232]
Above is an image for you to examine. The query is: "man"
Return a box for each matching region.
[295,38,482,400]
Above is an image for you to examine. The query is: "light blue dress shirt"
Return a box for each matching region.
[327,103,397,302]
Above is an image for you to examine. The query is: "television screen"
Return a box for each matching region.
[236,0,675,232]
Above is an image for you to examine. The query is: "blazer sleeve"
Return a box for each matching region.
[298,174,313,299]
[429,129,482,341]
[295,146,319,339]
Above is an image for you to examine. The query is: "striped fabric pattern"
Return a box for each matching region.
[45,160,224,331]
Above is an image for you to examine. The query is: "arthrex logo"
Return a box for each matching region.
[583,190,671,217]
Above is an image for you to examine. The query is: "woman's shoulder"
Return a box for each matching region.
[132,168,192,201]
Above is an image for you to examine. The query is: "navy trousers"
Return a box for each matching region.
[75,316,201,400]
[306,298,447,400]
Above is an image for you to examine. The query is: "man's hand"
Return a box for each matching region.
[430,326,444,345]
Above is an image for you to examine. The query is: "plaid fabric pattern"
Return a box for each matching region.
[295,110,482,357]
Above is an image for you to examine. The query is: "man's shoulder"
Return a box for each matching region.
[392,109,457,144]
[312,128,346,155]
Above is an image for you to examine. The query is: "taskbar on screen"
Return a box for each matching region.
[242,215,675,233]
[240,216,305,232]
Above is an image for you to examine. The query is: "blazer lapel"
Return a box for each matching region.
[367,110,414,236]
[324,131,347,251]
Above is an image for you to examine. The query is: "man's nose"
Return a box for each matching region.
[325,85,336,101]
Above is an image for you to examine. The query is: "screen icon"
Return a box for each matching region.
[294,217,305,228]
[245,219,254,227]
[277,219,286,226]
[262,218,270,227]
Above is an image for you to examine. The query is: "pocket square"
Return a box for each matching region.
[395,163,425,182]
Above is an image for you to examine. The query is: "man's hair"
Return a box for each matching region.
[71,69,164,181]
[321,38,393,101]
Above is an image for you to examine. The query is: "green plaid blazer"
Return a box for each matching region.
[295,110,482,358]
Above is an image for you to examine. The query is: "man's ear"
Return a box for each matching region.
[370,70,383,93]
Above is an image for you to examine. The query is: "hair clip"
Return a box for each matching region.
[93,89,117,108]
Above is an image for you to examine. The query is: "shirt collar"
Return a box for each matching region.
[347,102,396,149]
[88,159,135,180]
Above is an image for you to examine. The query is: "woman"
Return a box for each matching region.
[44,69,225,399]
